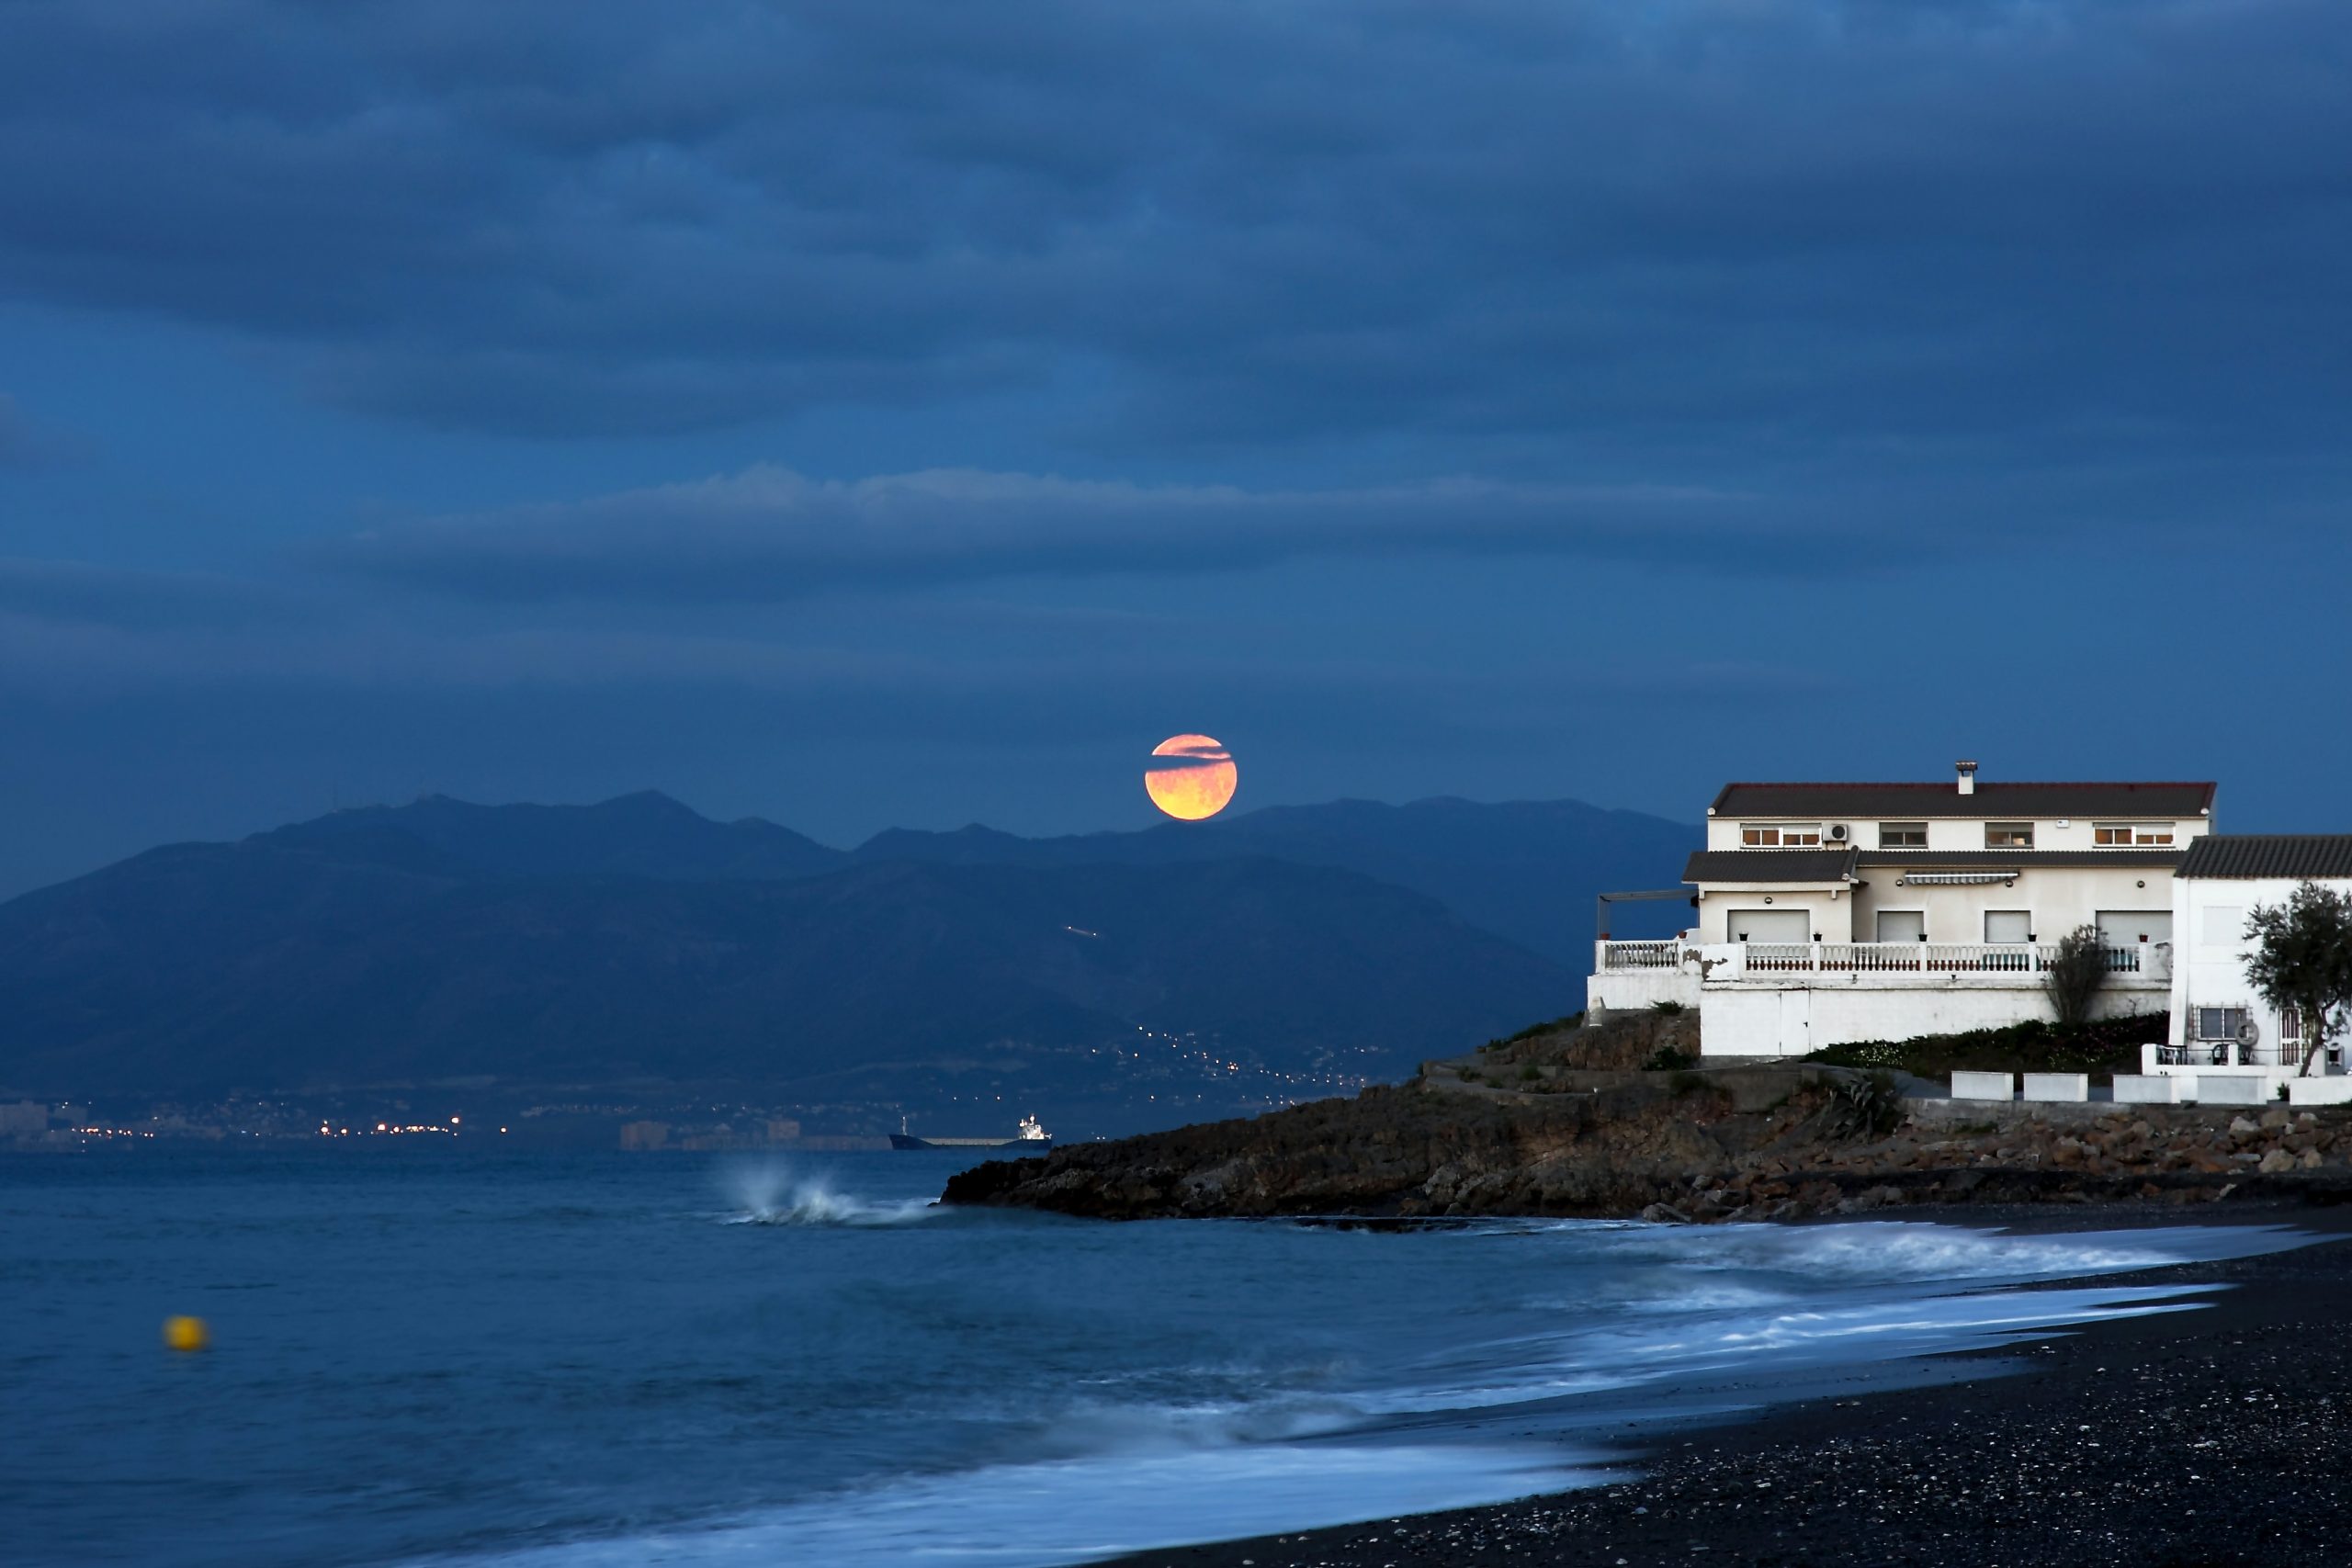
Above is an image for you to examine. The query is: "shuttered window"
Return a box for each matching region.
[1984,910,2031,944]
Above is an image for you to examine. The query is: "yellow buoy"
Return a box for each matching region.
[163,1315,210,1352]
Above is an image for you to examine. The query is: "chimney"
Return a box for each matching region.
[1955,759,1978,795]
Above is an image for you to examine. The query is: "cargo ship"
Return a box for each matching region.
[888,1114,1052,1151]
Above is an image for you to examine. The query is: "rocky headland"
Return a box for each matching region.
[943,1010,2352,1220]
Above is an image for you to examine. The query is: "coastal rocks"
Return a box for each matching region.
[943,1019,2352,1222]
[943,1066,1867,1220]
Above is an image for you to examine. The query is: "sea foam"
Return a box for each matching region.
[719,1159,940,1227]
[443,1217,2320,1568]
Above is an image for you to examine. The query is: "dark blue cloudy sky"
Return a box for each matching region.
[3,0,2348,896]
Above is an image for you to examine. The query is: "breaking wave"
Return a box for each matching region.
[719,1161,939,1227]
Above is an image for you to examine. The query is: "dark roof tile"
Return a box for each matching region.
[1684,849,1858,885]
[2179,836,2352,880]
[1711,781,2215,819]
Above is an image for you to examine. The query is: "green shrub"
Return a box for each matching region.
[1643,1045,1699,1071]
[1650,999,1686,1016]
[1805,1012,2162,1079]
[1827,1071,1905,1137]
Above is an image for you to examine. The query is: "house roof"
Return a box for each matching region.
[2178,835,2352,881]
[1855,850,2187,870]
[1684,849,1858,885]
[1710,781,2216,819]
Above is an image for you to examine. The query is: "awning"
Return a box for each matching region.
[1896,871,2017,886]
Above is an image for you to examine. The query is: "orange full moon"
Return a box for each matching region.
[1145,734,1238,821]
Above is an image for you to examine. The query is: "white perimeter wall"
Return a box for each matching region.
[1586,970,1702,1011]
[1697,985,2165,1058]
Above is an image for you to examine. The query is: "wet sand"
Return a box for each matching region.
[1098,1202,2352,1568]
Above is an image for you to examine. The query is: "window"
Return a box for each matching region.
[2096,823,2177,846]
[1984,910,2032,944]
[2094,824,2132,846]
[1727,909,1811,942]
[2200,905,2246,945]
[2194,1007,2249,1042]
[1880,822,1928,848]
[2096,910,2171,946]
[1984,822,2034,849]
[1740,823,1821,847]
[1875,910,1925,942]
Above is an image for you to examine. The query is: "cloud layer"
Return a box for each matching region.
[327,466,1774,601]
[1,0,2345,456]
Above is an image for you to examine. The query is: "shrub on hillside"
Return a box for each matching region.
[1804,1012,2164,1079]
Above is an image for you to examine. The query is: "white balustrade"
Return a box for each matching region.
[1600,940,2166,983]
[1598,940,1688,971]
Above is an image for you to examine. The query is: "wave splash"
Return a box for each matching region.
[720,1160,938,1227]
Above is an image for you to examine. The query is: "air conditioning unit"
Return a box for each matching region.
[1826,824,1850,842]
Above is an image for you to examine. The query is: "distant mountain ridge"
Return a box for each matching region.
[256,789,843,882]
[846,795,1696,963]
[0,791,1692,1111]
[254,788,1691,963]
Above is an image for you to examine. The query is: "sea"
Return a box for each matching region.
[0,1146,2318,1567]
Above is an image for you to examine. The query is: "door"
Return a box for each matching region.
[1726,908,1810,942]
[1875,910,1925,942]
[1776,988,1812,1055]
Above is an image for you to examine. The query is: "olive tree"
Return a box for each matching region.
[2244,882,2352,1077]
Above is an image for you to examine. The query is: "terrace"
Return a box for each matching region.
[1598,939,2170,987]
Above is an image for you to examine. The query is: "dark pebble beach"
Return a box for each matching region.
[1099,1202,2352,1568]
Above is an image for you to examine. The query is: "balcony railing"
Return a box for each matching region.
[1748,942,2152,974]
[1595,940,2168,982]
[1598,940,1689,970]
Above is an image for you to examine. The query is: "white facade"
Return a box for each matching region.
[1693,863,2183,950]
[2164,848,2352,1079]
[1590,763,2207,1057]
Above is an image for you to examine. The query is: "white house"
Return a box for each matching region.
[1589,761,2210,1057]
[2154,835,2352,1093]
